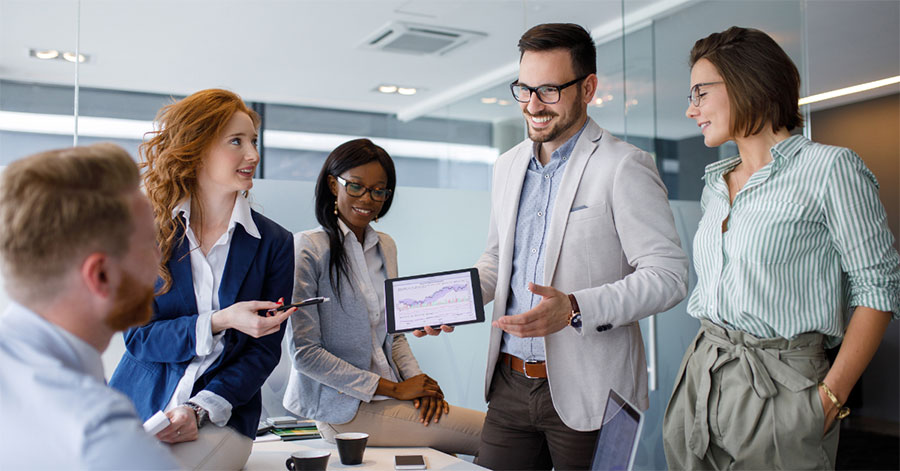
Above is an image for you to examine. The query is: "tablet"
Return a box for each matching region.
[385,268,485,334]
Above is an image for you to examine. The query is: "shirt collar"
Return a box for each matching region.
[172,195,260,240]
[5,302,105,382]
[337,218,379,251]
[531,119,589,166]
[702,134,810,182]
[770,134,809,161]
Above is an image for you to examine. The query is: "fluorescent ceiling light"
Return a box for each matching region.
[480,97,497,104]
[265,130,497,163]
[397,87,417,96]
[0,111,499,164]
[0,111,149,139]
[799,76,900,106]
[378,85,398,94]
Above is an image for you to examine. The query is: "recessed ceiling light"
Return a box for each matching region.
[397,87,417,96]
[30,49,59,60]
[498,100,510,106]
[604,95,613,101]
[594,98,604,105]
[378,85,398,94]
[481,97,498,104]
[61,52,88,63]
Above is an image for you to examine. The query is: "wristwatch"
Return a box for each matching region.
[184,401,210,429]
[567,293,582,328]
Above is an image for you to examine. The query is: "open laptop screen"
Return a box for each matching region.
[590,389,644,471]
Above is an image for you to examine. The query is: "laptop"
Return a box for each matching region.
[590,389,644,471]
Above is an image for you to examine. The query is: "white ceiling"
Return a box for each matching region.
[1,0,897,140]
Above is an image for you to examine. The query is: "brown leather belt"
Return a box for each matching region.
[500,352,547,379]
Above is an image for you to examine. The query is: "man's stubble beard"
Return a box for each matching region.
[525,89,586,143]
[105,270,155,331]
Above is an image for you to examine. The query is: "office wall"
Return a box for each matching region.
[811,93,899,250]
[810,93,900,429]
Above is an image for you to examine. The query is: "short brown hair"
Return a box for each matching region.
[690,26,803,137]
[0,143,140,298]
[518,23,597,78]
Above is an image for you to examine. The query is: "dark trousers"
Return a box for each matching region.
[475,360,599,470]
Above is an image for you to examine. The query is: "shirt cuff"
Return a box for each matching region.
[189,391,233,427]
[195,311,216,356]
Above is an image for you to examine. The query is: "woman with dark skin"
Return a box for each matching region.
[283,138,484,456]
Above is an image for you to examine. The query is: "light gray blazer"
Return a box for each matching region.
[283,228,422,424]
[475,118,689,431]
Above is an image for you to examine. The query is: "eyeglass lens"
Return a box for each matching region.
[341,180,390,201]
[512,85,560,104]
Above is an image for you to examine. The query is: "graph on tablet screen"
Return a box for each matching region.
[392,271,477,330]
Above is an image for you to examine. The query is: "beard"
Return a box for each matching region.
[525,89,585,143]
[104,270,155,331]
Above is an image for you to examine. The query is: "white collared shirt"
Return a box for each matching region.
[164,195,261,425]
[0,302,178,469]
[337,219,399,399]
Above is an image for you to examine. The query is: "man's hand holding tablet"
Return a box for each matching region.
[384,268,484,334]
[412,324,454,337]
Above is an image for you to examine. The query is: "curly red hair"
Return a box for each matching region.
[140,88,260,294]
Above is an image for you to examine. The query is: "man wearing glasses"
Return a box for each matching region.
[467,23,688,469]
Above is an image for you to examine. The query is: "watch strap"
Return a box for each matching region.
[567,294,582,328]
[184,401,210,429]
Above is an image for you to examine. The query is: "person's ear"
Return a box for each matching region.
[582,74,598,105]
[328,175,339,197]
[81,253,114,299]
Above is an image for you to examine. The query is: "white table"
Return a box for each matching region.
[245,438,486,470]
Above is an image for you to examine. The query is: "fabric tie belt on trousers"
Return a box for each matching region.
[686,319,824,458]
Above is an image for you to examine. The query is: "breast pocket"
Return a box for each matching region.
[567,204,608,222]
[731,200,808,265]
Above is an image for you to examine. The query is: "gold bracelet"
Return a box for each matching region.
[818,382,850,419]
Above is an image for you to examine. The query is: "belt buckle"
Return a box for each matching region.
[524,359,542,379]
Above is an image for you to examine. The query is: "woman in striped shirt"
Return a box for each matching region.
[663,26,899,470]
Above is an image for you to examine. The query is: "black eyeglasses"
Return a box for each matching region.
[688,81,724,107]
[334,175,392,202]
[510,75,588,104]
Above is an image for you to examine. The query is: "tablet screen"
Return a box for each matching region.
[385,268,485,333]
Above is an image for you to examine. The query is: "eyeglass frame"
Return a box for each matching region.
[687,81,724,107]
[333,175,392,202]
[509,75,589,104]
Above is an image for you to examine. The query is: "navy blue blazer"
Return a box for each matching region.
[109,209,294,438]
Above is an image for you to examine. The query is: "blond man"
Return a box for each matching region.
[0,144,178,469]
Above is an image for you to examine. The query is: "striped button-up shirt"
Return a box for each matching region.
[687,135,899,347]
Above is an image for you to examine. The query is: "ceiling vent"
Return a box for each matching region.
[361,22,486,56]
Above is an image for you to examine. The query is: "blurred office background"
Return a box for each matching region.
[0,1,897,468]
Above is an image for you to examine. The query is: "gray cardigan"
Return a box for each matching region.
[283,227,422,424]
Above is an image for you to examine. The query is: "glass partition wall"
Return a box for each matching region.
[2,1,862,468]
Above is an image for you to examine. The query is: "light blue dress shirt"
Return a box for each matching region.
[0,302,179,470]
[501,122,587,361]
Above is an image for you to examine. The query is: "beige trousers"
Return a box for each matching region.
[663,319,840,470]
[167,424,253,470]
[317,398,485,456]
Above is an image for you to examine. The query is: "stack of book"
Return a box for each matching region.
[258,416,320,441]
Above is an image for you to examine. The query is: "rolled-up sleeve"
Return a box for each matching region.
[823,149,900,319]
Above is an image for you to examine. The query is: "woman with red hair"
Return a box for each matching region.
[110,89,296,470]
